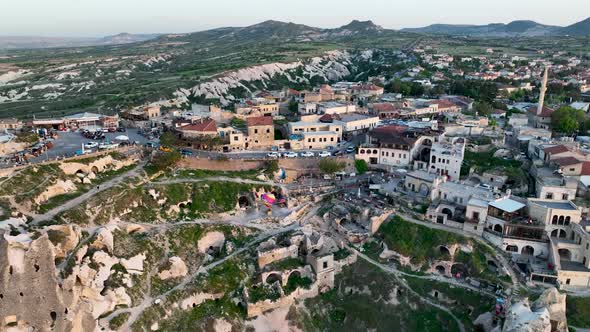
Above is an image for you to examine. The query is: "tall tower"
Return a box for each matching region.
[537,66,549,116]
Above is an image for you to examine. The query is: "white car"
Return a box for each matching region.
[284,152,298,158]
[84,142,99,149]
[318,151,331,157]
[267,152,279,158]
[300,151,315,158]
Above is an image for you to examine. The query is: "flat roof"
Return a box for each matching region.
[489,197,525,213]
[530,199,577,211]
[302,131,338,136]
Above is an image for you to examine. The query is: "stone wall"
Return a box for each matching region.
[59,154,137,175]
[177,158,263,171]
[257,245,299,269]
[246,283,319,318]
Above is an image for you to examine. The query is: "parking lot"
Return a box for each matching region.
[28,130,151,163]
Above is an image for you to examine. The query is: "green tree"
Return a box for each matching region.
[159,131,178,147]
[264,159,279,177]
[319,159,345,174]
[354,159,368,175]
[473,102,493,116]
[552,106,589,135]
[288,98,298,114]
[150,150,181,172]
[230,117,246,129]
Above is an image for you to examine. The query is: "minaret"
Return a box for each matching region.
[537,66,549,116]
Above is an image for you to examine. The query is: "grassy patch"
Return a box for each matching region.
[172,168,261,180]
[300,260,461,331]
[109,312,130,330]
[266,257,305,271]
[378,216,466,264]
[406,276,495,329]
[567,296,590,328]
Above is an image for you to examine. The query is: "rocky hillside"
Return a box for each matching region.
[176,50,355,105]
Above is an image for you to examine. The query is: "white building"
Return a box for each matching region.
[318,102,356,115]
[427,138,466,180]
[334,114,379,136]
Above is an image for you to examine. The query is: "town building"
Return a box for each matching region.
[246,116,275,149]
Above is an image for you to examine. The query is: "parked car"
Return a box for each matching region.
[318,151,331,157]
[333,150,343,156]
[84,142,99,149]
[346,146,356,154]
[300,151,315,158]
[267,152,280,158]
[159,146,172,152]
[284,152,298,158]
[117,127,126,132]
[145,142,158,148]
[478,183,492,190]
[180,149,193,156]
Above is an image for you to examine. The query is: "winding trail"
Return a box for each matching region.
[31,161,146,225]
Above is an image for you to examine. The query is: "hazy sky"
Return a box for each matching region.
[2,0,589,37]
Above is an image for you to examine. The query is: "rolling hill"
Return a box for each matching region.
[402,17,590,37]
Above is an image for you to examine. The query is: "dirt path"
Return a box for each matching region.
[31,161,146,225]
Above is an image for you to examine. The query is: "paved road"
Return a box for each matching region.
[29,130,150,163]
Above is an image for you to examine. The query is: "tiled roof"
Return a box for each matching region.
[528,105,555,117]
[247,116,273,127]
[544,145,570,155]
[553,156,583,166]
[180,119,217,132]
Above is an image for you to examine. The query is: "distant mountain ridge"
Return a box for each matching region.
[1,16,589,50]
[402,18,590,37]
[0,33,160,50]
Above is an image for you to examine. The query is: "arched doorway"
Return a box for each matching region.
[487,260,498,272]
[521,246,534,256]
[441,208,453,220]
[551,229,559,238]
[238,196,251,208]
[418,183,429,196]
[265,273,282,285]
[435,265,446,275]
[558,249,572,261]
[451,263,467,278]
[559,229,567,238]
[506,245,518,253]
[493,224,503,233]
[91,166,99,174]
[439,246,451,256]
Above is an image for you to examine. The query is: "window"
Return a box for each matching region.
[323,261,328,269]
[233,136,238,141]
[254,129,258,134]
[266,129,270,133]
[562,194,569,200]
[545,193,553,199]
[570,168,575,172]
